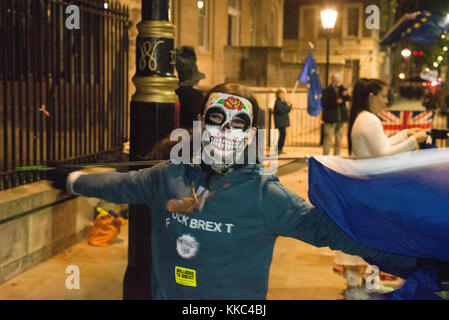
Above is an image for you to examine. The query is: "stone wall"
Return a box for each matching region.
[0,168,127,284]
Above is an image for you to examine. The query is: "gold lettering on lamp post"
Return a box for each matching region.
[132,20,178,104]
[138,39,165,71]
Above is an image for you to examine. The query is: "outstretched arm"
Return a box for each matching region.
[261,179,417,272]
[67,162,167,205]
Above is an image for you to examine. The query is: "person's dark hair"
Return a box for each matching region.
[146,83,262,165]
[348,78,387,154]
[201,83,262,166]
[201,83,260,127]
[275,88,286,99]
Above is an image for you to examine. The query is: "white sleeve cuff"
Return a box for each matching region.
[66,171,87,196]
[408,136,418,150]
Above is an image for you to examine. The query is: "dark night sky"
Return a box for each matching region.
[397,0,449,14]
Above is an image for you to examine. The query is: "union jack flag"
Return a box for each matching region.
[378,111,434,137]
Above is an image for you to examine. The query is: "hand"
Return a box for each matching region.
[407,128,425,136]
[45,161,78,192]
[413,131,427,143]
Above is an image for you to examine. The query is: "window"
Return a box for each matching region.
[228,0,240,46]
[268,6,277,46]
[346,7,360,37]
[345,60,360,85]
[302,8,315,40]
[229,0,239,9]
[198,0,209,49]
[283,0,299,39]
[250,2,257,45]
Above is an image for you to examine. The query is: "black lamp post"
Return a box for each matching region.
[319,8,337,145]
[124,0,177,300]
[320,9,338,87]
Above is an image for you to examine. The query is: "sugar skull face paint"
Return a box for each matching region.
[201,93,254,173]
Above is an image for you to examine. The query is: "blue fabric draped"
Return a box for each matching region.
[307,149,449,299]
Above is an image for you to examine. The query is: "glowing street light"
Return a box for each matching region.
[401,49,411,58]
[433,62,439,68]
[398,73,405,80]
[444,47,448,51]
[438,56,443,61]
[320,9,338,29]
[197,0,204,9]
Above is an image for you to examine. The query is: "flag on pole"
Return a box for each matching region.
[298,51,323,116]
[308,149,449,299]
[380,11,449,45]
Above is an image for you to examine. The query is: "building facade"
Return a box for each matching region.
[121,0,384,91]
[282,0,384,89]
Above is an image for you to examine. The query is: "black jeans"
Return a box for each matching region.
[278,127,286,153]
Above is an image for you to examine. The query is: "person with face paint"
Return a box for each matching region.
[48,83,429,300]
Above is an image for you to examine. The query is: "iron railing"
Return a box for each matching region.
[268,107,323,147]
[0,0,129,190]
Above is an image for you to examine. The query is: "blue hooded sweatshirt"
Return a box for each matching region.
[72,161,417,299]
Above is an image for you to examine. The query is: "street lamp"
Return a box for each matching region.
[401,48,411,58]
[321,9,338,87]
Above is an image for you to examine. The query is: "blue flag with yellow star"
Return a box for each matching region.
[298,51,322,116]
[380,11,449,45]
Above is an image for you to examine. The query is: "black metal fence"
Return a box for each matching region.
[268,107,323,147]
[0,0,129,190]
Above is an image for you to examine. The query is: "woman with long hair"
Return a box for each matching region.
[334,78,428,299]
[347,78,427,157]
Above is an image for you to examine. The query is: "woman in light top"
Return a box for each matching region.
[348,78,427,158]
[334,78,428,300]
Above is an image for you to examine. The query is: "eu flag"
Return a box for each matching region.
[298,51,322,116]
[380,11,449,45]
[308,149,449,299]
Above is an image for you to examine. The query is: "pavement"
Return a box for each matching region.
[0,146,400,300]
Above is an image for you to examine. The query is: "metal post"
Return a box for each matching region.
[124,0,177,300]
[321,31,331,146]
[325,32,330,87]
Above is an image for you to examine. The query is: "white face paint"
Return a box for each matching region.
[201,93,254,173]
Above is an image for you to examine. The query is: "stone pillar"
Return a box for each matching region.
[123,0,177,300]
